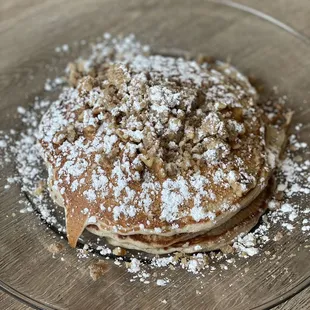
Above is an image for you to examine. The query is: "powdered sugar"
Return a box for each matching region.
[128,258,141,273]
[156,279,169,286]
[233,233,260,257]
[160,177,190,222]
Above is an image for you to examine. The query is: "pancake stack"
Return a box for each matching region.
[38,37,287,254]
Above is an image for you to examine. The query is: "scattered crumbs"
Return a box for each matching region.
[233,233,259,257]
[128,258,141,273]
[77,244,92,259]
[62,44,69,52]
[54,44,70,53]
[282,223,294,231]
[220,245,235,254]
[182,253,209,274]
[17,106,26,114]
[20,206,34,213]
[220,264,228,270]
[112,247,127,256]
[96,245,112,256]
[44,76,65,91]
[89,260,108,281]
[273,232,283,242]
[156,278,169,286]
[48,242,64,254]
[0,140,7,148]
[125,258,150,283]
[288,253,296,258]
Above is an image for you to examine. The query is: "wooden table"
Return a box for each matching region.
[0,1,309,309]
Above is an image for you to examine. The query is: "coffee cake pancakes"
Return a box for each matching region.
[38,37,287,254]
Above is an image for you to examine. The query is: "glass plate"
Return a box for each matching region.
[0,1,309,309]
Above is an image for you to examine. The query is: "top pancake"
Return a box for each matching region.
[38,38,274,247]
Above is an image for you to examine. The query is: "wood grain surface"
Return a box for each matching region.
[2,285,310,310]
[0,1,309,310]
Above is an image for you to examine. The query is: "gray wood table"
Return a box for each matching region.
[0,0,309,309]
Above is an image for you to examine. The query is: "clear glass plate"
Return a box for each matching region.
[0,1,309,309]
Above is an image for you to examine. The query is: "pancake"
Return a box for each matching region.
[38,37,287,253]
[95,178,274,254]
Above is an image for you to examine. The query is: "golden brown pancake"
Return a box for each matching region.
[94,179,273,254]
[38,38,287,253]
